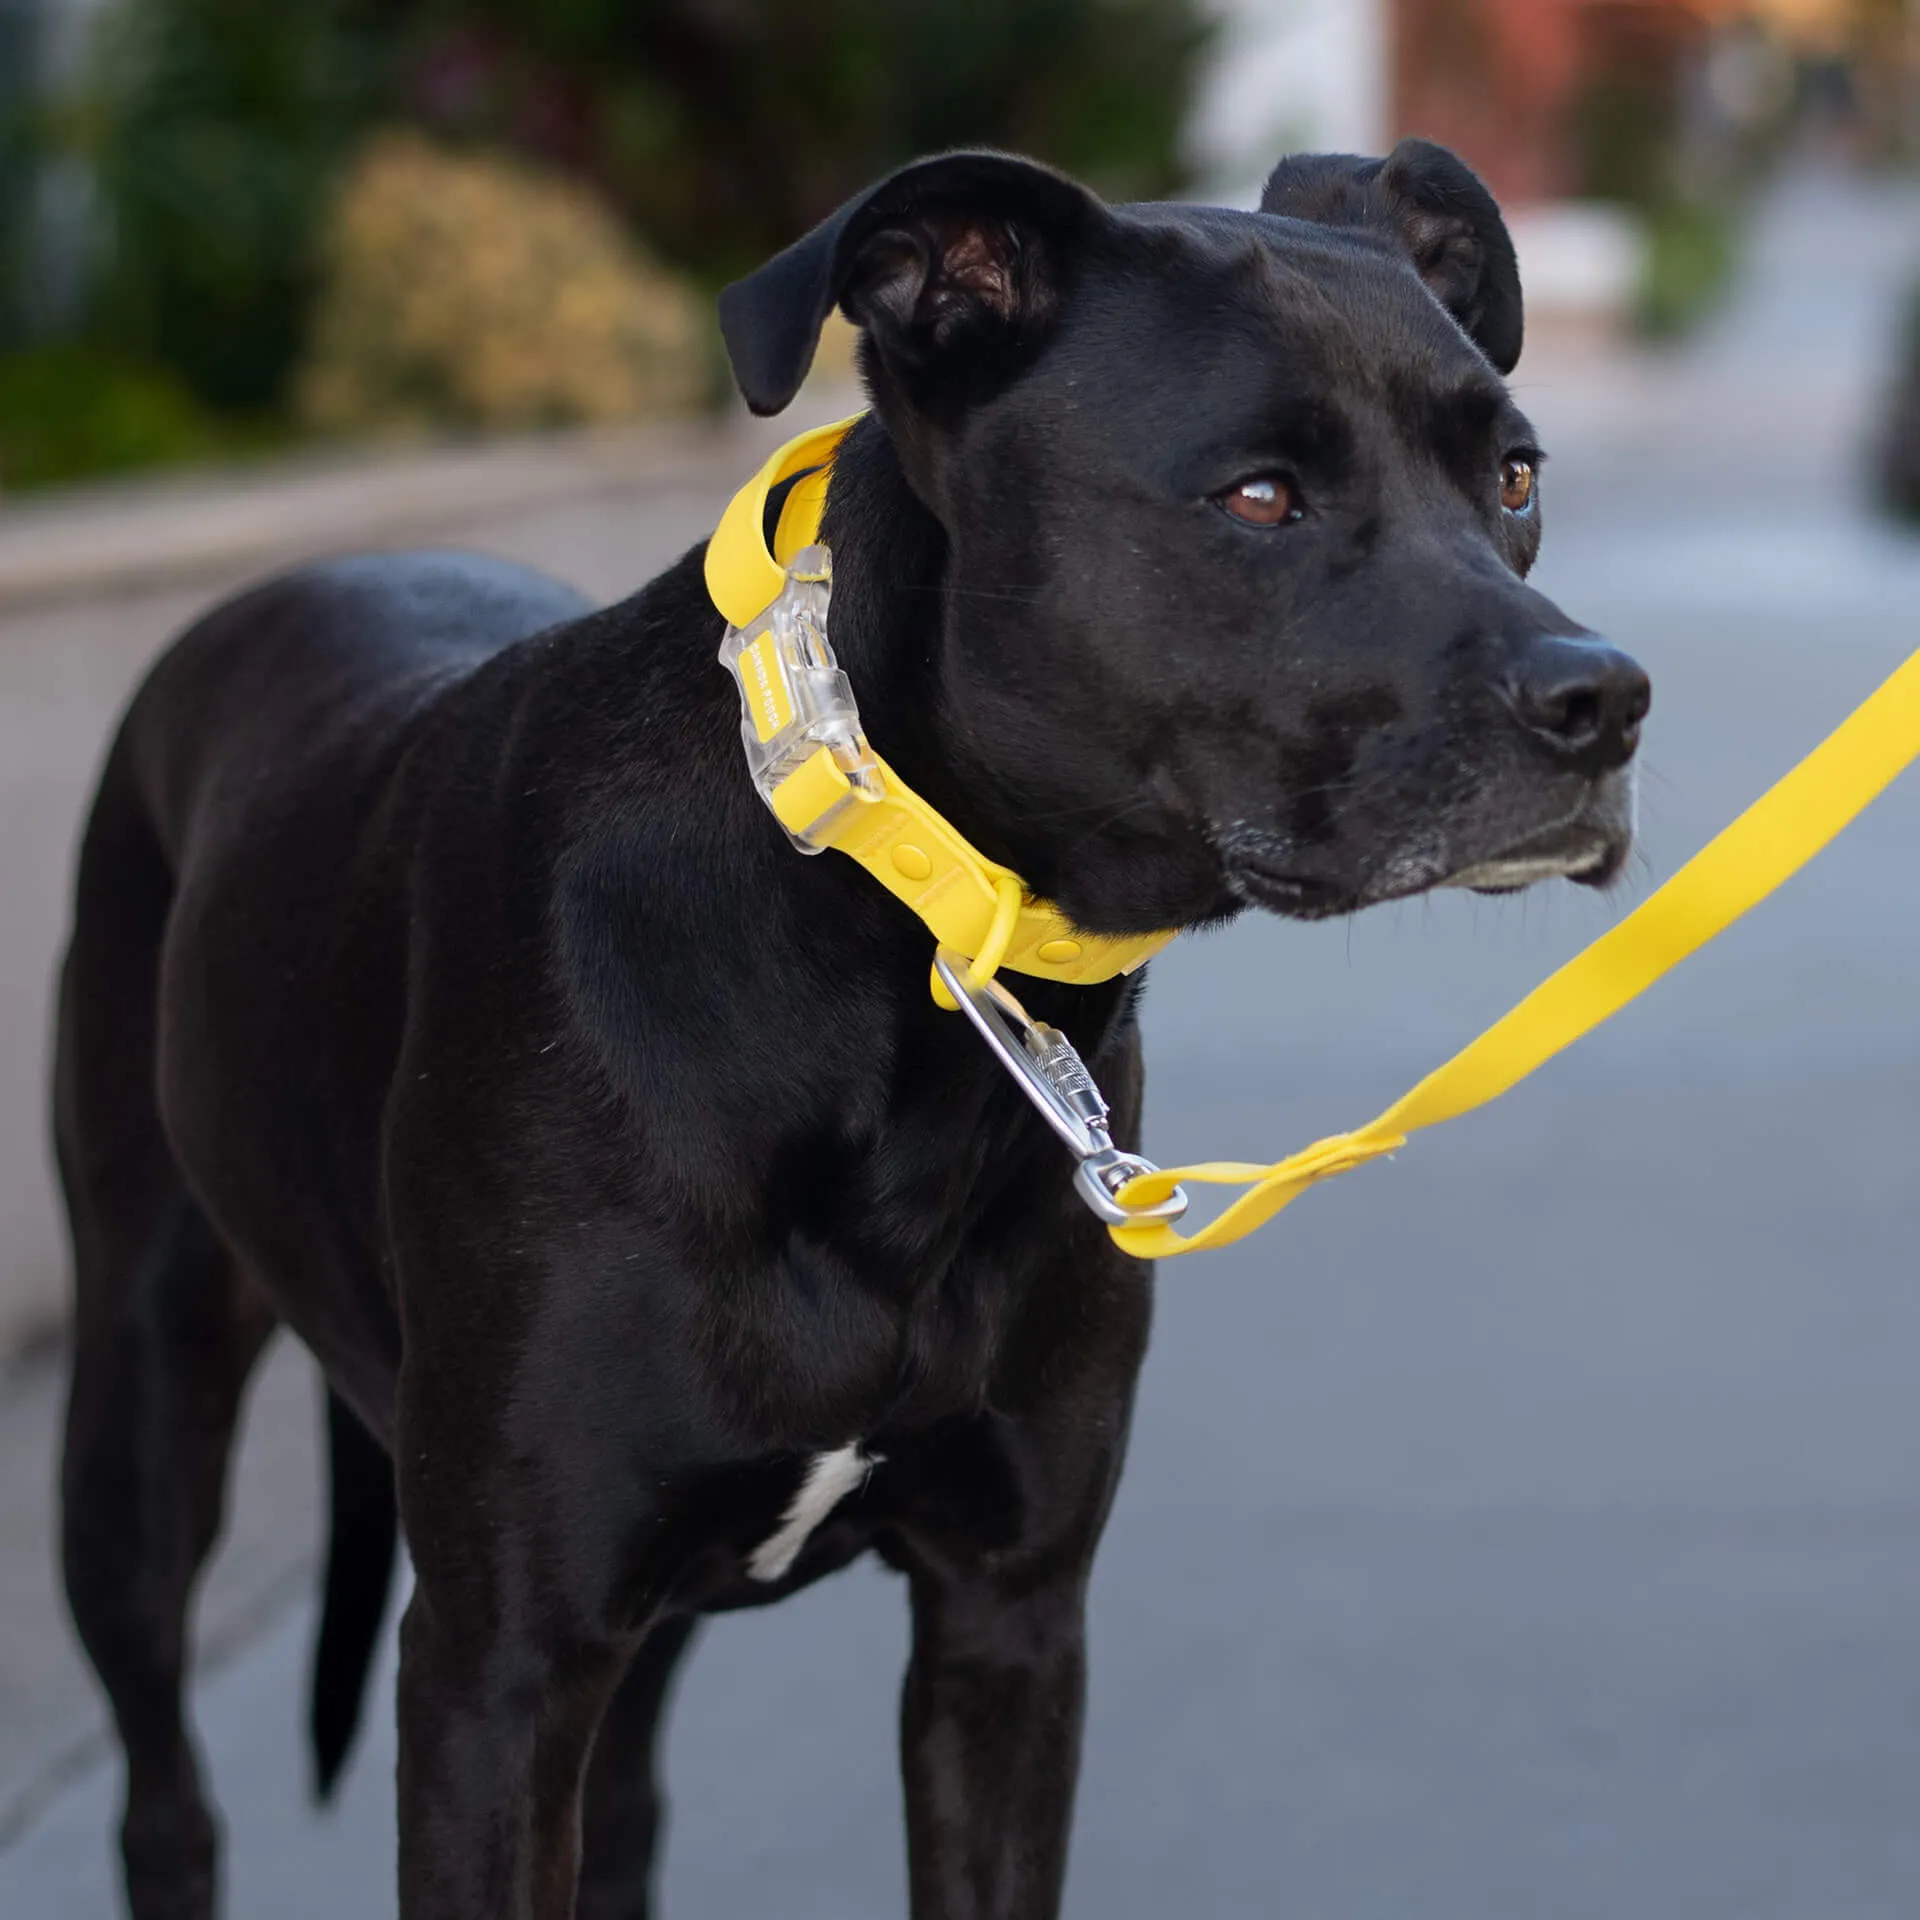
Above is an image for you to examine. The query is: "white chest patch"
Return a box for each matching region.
[747,1444,875,1583]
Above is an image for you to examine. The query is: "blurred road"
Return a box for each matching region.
[5,168,1920,1917]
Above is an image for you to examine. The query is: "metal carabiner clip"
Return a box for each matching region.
[931,952,1190,1230]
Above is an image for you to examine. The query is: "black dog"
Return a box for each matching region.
[55,142,1646,1920]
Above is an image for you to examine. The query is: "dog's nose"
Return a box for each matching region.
[1510,636,1650,771]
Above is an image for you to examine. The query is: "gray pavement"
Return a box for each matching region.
[4,168,1920,1915]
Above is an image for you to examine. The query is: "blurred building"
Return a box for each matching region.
[1185,0,1658,327]
[1187,0,1391,202]
[1191,0,1910,341]
[1392,0,1901,204]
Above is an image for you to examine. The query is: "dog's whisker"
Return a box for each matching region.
[1059,796,1159,858]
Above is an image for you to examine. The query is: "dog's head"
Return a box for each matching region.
[719,144,1647,932]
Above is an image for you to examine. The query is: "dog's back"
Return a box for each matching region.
[100,552,590,868]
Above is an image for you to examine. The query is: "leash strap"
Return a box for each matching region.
[1109,644,1920,1257]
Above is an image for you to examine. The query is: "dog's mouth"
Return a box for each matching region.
[1217,772,1636,921]
[1223,861,1353,918]
[1442,823,1626,894]
[1441,773,1638,895]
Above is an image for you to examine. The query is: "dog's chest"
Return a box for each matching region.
[745,1444,875,1581]
[728,1245,1054,1576]
[685,1412,1032,1610]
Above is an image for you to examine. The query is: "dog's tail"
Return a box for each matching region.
[308,1386,399,1801]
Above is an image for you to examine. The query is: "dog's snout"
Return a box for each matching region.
[1509,636,1650,771]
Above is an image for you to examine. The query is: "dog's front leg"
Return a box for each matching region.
[388,1328,658,1920]
[900,1560,1091,1920]
[574,1615,700,1920]
[893,1189,1150,1919]
[395,1583,632,1919]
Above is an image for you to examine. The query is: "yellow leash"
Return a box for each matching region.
[708,415,1920,1260]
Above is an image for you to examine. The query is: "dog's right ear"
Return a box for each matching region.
[1260,138,1524,373]
[719,151,1102,417]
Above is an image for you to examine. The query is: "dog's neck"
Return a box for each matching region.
[807,414,1027,875]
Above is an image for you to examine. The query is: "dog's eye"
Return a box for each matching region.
[1500,456,1536,514]
[1217,474,1303,528]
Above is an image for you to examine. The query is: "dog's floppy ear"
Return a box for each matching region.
[719,151,1101,417]
[1260,137,1523,374]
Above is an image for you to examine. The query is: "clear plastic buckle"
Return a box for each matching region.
[718,543,884,851]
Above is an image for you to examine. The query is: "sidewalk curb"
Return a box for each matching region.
[0,409,790,614]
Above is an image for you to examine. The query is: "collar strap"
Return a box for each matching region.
[706,415,1174,998]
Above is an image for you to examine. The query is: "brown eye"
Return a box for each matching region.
[1217,474,1302,527]
[1500,456,1536,514]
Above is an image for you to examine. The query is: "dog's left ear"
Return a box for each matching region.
[719,150,1102,417]
[1260,137,1523,373]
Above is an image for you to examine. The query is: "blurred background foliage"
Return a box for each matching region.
[297,129,709,435]
[0,0,1913,495]
[0,0,1211,487]
[81,0,372,414]
[376,0,1208,281]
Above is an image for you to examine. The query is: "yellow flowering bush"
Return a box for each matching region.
[299,132,710,434]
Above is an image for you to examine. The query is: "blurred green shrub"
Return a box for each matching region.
[297,131,709,433]
[76,0,1206,408]
[358,0,1212,283]
[83,0,373,412]
[0,342,228,489]
[5,0,1206,483]
[0,24,35,353]
[1569,11,1743,342]
[1636,198,1739,341]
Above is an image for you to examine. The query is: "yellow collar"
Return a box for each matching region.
[705,414,1174,998]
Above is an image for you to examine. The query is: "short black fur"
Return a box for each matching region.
[55,144,1645,1920]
